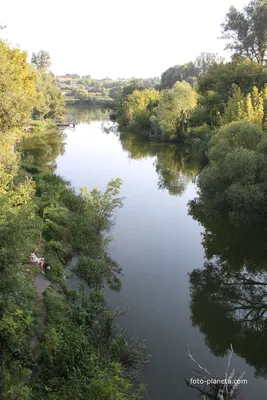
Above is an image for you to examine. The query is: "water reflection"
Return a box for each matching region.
[17,129,66,173]
[189,200,267,380]
[119,133,200,196]
[66,106,110,124]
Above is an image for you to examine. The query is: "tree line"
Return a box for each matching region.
[57,74,160,108]
[114,0,267,146]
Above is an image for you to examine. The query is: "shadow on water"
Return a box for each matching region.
[187,187,267,398]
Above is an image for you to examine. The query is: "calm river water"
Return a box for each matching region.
[51,108,267,399]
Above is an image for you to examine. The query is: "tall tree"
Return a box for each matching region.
[31,50,51,70]
[188,120,267,225]
[34,70,65,119]
[194,52,224,74]
[161,63,199,89]
[221,0,267,64]
[157,81,198,140]
[119,89,159,128]
[0,40,36,131]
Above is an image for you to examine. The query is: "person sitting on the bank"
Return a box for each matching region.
[29,252,37,264]
[39,258,45,274]
[44,263,51,272]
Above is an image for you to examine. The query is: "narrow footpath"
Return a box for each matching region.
[31,274,51,363]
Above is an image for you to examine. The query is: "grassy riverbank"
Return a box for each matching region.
[0,128,148,399]
[0,38,147,399]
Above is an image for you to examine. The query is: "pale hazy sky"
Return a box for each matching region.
[2,0,247,79]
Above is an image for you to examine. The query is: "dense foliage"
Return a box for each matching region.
[34,69,65,119]
[117,89,160,130]
[0,41,37,131]
[0,40,147,399]
[156,81,198,140]
[189,121,267,225]
[112,0,267,153]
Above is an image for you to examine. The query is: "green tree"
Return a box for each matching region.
[189,120,267,225]
[80,178,124,234]
[31,50,51,70]
[194,52,224,74]
[74,88,88,101]
[197,59,267,103]
[119,89,160,129]
[157,81,198,140]
[0,40,36,131]
[238,86,265,126]
[223,84,244,123]
[224,84,267,127]
[34,70,65,119]
[221,0,267,64]
[161,63,199,89]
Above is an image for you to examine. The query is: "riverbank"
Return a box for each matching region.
[5,126,147,399]
[65,97,113,108]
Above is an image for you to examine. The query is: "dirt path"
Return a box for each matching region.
[31,274,51,364]
[33,273,51,300]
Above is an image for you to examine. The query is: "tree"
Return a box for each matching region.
[157,81,198,140]
[223,84,244,123]
[119,89,160,129]
[74,88,88,101]
[238,86,266,126]
[0,40,36,131]
[188,120,267,225]
[197,59,267,103]
[194,52,224,74]
[223,84,267,127]
[34,69,65,119]
[192,91,223,127]
[221,0,267,64]
[80,178,124,234]
[31,50,51,70]
[109,86,123,100]
[161,63,199,89]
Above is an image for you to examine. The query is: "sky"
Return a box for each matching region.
[2,0,247,79]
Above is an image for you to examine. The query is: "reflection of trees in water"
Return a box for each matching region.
[101,121,119,136]
[190,259,267,379]
[17,129,66,173]
[66,106,110,124]
[119,133,200,196]
[189,195,267,379]
[188,204,267,272]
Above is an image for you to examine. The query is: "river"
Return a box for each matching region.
[22,107,267,399]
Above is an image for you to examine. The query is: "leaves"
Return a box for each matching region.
[221,0,267,64]
[157,81,198,140]
[0,40,37,131]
